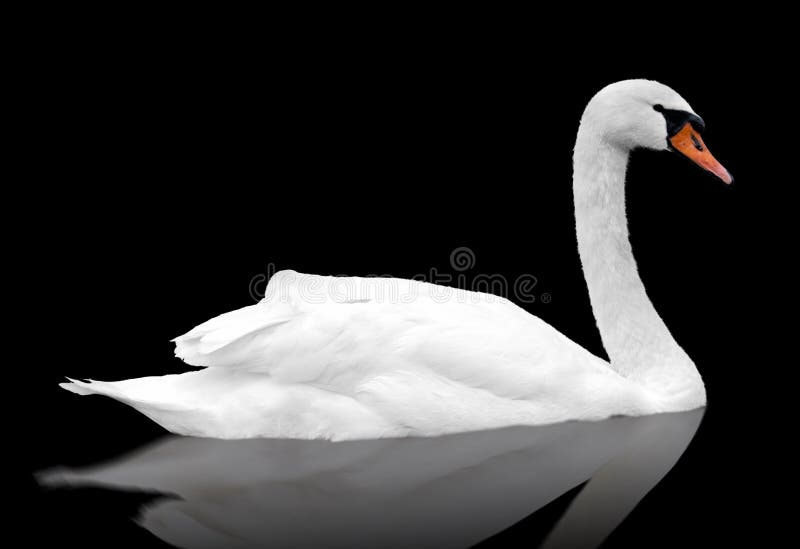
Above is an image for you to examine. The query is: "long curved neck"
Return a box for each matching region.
[572,123,705,407]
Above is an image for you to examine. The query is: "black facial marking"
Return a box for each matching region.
[690,134,704,151]
[652,104,706,137]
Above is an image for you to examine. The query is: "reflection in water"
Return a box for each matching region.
[38,410,703,549]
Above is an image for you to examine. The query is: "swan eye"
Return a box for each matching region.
[653,105,706,137]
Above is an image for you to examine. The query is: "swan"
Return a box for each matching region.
[61,79,732,440]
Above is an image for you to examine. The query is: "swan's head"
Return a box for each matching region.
[582,79,732,184]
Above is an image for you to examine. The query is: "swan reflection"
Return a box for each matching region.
[38,409,703,549]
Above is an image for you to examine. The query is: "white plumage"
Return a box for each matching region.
[64,271,652,439]
[62,80,727,439]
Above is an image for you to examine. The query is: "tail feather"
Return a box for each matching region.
[57,372,216,436]
[57,376,188,411]
[60,377,96,395]
[60,377,140,399]
[58,377,142,401]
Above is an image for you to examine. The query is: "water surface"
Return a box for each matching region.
[38,409,703,548]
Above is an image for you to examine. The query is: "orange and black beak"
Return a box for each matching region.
[669,123,733,184]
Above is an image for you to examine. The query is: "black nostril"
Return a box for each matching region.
[691,134,704,151]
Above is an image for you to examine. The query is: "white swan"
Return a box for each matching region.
[62,79,731,440]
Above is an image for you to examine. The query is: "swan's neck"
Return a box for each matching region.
[573,125,705,407]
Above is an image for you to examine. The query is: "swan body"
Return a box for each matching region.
[66,272,656,439]
[62,79,730,440]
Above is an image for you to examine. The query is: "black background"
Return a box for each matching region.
[21,17,786,549]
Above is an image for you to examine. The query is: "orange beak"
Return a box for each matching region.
[669,124,733,184]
